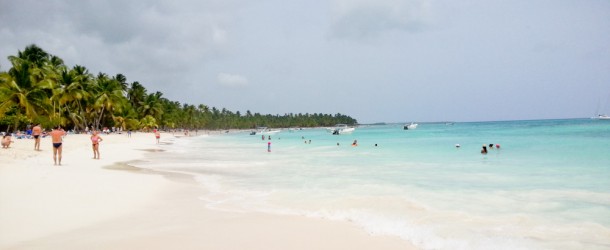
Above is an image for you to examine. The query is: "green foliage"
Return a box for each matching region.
[139,115,158,131]
[0,44,358,132]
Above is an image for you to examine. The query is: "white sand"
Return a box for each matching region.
[0,132,417,250]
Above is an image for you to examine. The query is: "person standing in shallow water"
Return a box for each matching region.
[91,131,103,159]
[51,126,65,165]
[481,145,488,154]
[155,130,161,144]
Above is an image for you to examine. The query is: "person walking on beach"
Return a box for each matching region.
[91,131,103,159]
[155,130,161,144]
[32,124,42,151]
[51,126,66,165]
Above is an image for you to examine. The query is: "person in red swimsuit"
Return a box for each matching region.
[155,130,161,144]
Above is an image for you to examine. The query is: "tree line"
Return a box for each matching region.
[0,45,357,132]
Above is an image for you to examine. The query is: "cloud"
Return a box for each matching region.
[217,73,249,87]
[329,0,433,39]
[2,0,608,122]
[0,0,238,98]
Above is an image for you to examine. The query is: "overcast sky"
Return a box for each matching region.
[1,0,609,123]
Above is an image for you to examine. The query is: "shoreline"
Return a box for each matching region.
[0,132,417,249]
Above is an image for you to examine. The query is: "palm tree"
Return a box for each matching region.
[139,115,158,132]
[117,103,141,131]
[52,66,93,129]
[113,73,128,95]
[197,104,210,129]
[139,91,164,120]
[49,55,64,68]
[91,73,125,129]
[182,104,196,129]
[72,65,94,128]
[127,81,146,112]
[0,56,53,124]
[159,100,181,130]
[17,44,51,67]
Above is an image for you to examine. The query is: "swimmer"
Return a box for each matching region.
[51,126,65,165]
[481,145,488,154]
[455,144,461,148]
[496,144,501,149]
[352,140,358,146]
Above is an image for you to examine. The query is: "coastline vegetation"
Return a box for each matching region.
[0,45,357,132]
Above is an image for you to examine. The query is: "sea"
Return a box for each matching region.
[134,119,610,250]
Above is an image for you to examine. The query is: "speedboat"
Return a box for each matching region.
[592,114,610,120]
[250,127,280,135]
[404,122,418,130]
[330,124,355,135]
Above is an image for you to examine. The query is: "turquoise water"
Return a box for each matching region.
[138,119,610,250]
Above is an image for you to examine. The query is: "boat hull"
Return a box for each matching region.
[404,123,418,130]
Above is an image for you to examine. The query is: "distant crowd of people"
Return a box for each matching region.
[1,124,173,166]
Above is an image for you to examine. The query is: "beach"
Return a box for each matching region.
[0,132,415,250]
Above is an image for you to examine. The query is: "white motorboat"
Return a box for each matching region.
[404,122,418,130]
[330,124,355,135]
[591,99,610,120]
[591,114,610,120]
[250,127,281,135]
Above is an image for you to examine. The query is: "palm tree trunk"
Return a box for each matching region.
[95,106,105,130]
[64,104,81,131]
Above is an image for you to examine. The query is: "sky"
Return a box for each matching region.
[1,0,609,123]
